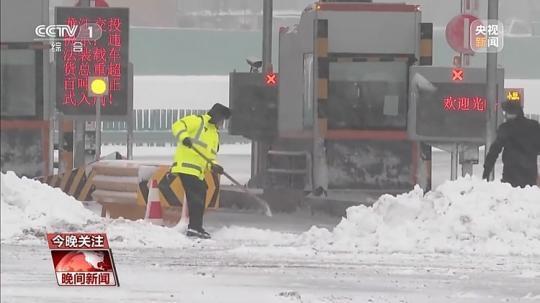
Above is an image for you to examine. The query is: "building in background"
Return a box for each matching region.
[175,0,310,30]
[49,0,538,31]
[50,0,310,29]
[108,0,177,27]
[51,0,177,27]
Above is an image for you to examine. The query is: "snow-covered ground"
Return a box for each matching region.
[2,243,539,303]
[2,170,540,302]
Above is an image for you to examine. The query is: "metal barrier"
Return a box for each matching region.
[101,109,246,146]
[102,109,208,131]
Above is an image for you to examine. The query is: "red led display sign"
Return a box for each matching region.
[442,96,486,112]
[408,66,503,143]
[55,7,129,116]
[415,83,487,140]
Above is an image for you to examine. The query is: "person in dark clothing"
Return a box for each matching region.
[482,101,540,188]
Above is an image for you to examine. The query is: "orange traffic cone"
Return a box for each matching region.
[145,179,163,225]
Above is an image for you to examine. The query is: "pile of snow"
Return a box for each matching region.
[1,171,101,242]
[3,171,539,256]
[300,177,540,256]
[0,172,193,248]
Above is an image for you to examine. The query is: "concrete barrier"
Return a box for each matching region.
[91,160,219,224]
[37,160,221,224]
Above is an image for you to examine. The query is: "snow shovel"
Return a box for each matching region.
[190,145,273,217]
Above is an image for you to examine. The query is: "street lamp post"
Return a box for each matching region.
[485,0,499,181]
[88,76,109,161]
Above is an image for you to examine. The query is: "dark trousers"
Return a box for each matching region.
[178,173,207,231]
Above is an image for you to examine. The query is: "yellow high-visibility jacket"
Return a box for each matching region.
[171,114,219,180]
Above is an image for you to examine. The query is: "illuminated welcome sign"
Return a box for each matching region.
[442,96,486,112]
[408,66,503,143]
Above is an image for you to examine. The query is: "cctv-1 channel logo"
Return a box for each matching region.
[34,23,103,41]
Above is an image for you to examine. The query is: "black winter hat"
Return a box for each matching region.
[501,101,524,116]
[208,103,231,120]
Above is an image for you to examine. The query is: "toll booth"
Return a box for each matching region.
[230,2,433,212]
[408,66,505,178]
[1,0,52,177]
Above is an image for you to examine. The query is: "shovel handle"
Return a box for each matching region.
[190,145,272,216]
[190,145,244,187]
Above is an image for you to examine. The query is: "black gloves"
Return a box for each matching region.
[211,164,224,175]
[182,137,222,175]
[182,137,193,148]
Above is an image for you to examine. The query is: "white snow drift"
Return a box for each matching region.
[1,171,100,241]
[300,179,540,256]
[0,171,193,248]
[1,171,539,256]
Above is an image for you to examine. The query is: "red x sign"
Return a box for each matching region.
[452,68,464,81]
[265,72,277,86]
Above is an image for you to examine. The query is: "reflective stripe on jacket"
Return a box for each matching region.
[171,114,219,179]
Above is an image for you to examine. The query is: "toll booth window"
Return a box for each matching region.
[0,49,37,118]
[328,61,408,130]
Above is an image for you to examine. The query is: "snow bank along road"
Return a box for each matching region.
[1,172,540,302]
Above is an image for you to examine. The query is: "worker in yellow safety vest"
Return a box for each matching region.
[171,103,231,239]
